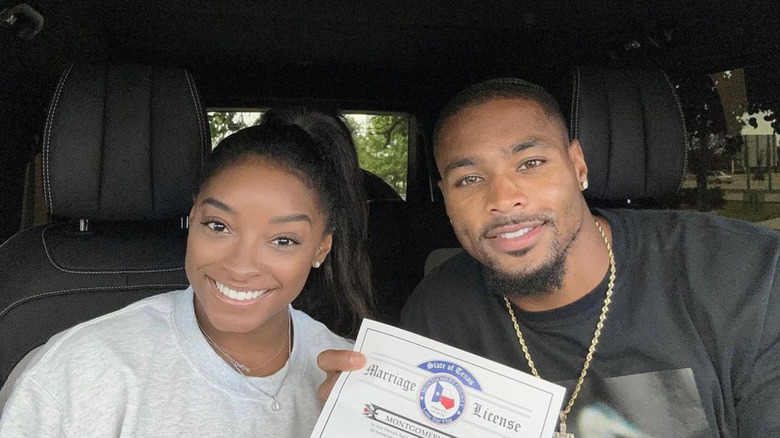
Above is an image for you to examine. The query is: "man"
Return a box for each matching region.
[319,79,780,437]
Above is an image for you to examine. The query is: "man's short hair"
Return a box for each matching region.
[433,78,568,155]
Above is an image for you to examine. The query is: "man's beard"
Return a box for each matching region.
[482,245,567,299]
[480,220,579,300]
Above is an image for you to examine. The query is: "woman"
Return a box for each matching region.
[0,105,373,436]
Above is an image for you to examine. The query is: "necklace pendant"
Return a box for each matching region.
[271,397,281,411]
[553,419,574,438]
[232,360,251,374]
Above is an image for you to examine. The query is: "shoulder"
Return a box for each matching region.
[604,208,780,286]
[291,308,353,352]
[8,290,186,414]
[24,290,183,378]
[604,208,780,326]
[604,208,779,253]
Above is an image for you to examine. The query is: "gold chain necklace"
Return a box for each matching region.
[503,219,616,438]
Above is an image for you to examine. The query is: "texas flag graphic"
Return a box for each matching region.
[431,382,455,410]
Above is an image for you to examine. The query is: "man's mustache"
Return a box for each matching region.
[480,213,553,239]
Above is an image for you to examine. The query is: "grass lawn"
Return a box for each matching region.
[716,201,780,223]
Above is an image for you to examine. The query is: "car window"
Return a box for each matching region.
[208,111,264,145]
[344,113,410,199]
[672,64,779,228]
[207,111,410,199]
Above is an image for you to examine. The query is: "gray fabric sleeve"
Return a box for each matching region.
[0,375,71,437]
[735,256,780,437]
[0,346,41,413]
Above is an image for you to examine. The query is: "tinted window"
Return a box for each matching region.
[674,64,779,228]
[207,111,410,199]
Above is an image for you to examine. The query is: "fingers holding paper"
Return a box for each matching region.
[317,350,366,404]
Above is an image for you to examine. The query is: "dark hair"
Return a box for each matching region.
[198,104,373,338]
[433,78,568,155]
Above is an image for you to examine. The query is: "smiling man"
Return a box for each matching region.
[432,92,607,313]
[317,78,779,436]
[396,79,780,437]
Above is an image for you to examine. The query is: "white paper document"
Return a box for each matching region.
[311,319,566,438]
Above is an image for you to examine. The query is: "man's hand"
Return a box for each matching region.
[317,350,366,404]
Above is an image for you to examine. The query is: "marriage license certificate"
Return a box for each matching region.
[311,319,565,438]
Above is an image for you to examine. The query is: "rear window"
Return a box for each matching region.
[344,113,409,199]
[207,111,409,199]
[673,63,779,228]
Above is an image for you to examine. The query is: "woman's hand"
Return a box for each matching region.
[317,350,366,404]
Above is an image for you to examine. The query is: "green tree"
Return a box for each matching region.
[346,115,409,198]
[677,72,744,210]
[208,111,263,146]
[207,111,409,198]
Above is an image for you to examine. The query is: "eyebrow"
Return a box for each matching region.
[201,199,311,224]
[442,139,551,178]
[201,197,235,214]
[442,157,478,178]
[507,139,548,156]
[269,214,312,224]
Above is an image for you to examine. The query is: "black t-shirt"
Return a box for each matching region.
[400,208,780,437]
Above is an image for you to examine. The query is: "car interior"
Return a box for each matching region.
[1,0,778,408]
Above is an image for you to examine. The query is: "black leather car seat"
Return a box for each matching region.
[0,63,210,406]
[564,66,687,203]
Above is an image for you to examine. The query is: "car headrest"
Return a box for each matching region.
[563,67,687,201]
[43,64,211,221]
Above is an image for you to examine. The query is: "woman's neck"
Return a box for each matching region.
[194,303,293,377]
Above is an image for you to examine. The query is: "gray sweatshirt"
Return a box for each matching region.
[0,287,352,437]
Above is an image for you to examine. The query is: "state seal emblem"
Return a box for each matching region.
[417,374,467,426]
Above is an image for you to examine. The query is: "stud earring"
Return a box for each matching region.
[582,180,589,190]
[314,261,321,269]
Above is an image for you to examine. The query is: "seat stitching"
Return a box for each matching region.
[43,63,75,216]
[662,71,689,192]
[0,228,29,252]
[184,70,208,164]
[570,67,580,139]
[40,224,185,274]
[0,283,189,320]
[574,67,582,138]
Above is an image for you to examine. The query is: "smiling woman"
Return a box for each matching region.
[0,105,373,437]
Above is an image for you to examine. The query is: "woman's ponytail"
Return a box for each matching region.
[261,104,374,338]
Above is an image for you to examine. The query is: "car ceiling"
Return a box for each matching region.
[2,0,779,112]
[0,0,777,244]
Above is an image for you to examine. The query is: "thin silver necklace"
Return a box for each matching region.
[197,311,292,411]
[206,327,287,374]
